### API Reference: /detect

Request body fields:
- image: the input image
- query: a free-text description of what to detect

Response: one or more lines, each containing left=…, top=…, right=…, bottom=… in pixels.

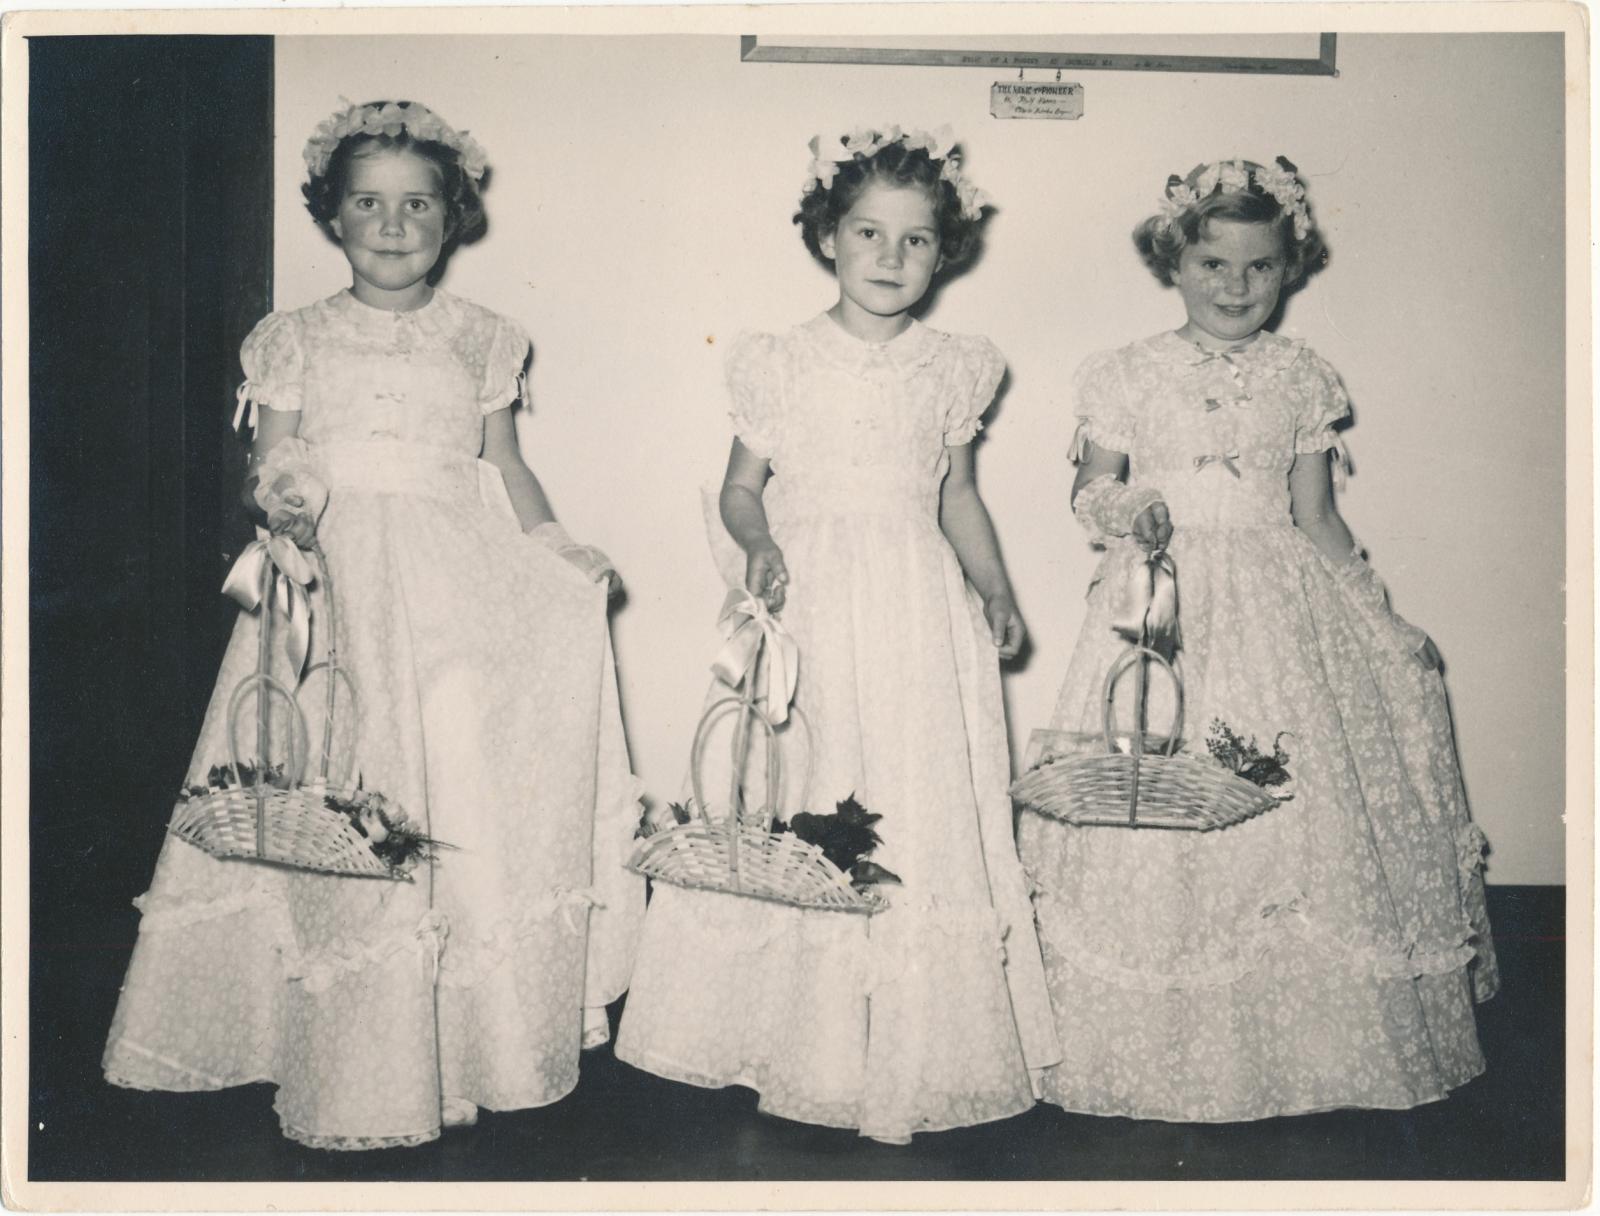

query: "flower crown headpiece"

left=802, top=124, right=993, bottom=221
left=303, top=99, right=490, bottom=184
left=1159, top=156, right=1311, bottom=241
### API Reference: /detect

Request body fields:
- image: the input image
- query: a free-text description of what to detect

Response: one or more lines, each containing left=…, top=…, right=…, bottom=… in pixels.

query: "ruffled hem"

left=281, top=1121, right=440, bottom=1152
left=1039, top=1081, right=1482, bottom=1126
left=132, top=882, right=288, bottom=934
left=130, top=879, right=602, bottom=995
left=105, top=1038, right=272, bottom=1093
left=627, top=884, right=1007, bottom=996
left=1035, top=889, right=1479, bottom=993
left=618, top=881, right=1041, bottom=1142
left=619, top=1046, right=1036, bottom=1145
left=285, top=909, right=447, bottom=994
left=438, top=886, right=599, bottom=988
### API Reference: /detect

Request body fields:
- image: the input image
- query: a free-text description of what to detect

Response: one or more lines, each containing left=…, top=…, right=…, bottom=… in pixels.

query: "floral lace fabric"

left=615, top=313, right=1061, bottom=1143
left=103, top=290, right=645, bottom=1150
left=1019, top=331, right=1498, bottom=1121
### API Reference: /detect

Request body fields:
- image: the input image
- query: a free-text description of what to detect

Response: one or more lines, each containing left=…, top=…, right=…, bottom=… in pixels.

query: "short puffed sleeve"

left=479, top=313, right=531, bottom=415
left=724, top=331, right=784, bottom=458
left=236, top=312, right=305, bottom=429
left=942, top=335, right=1006, bottom=446
left=1069, top=347, right=1136, bottom=460
left=1292, top=347, right=1353, bottom=454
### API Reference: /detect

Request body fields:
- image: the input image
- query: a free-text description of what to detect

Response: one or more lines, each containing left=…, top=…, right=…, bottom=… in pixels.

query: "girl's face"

left=820, top=181, right=943, bottom=339
left=1172, top=218, right=1288, bottom=349
left=330, top=145, right=448, bottom=310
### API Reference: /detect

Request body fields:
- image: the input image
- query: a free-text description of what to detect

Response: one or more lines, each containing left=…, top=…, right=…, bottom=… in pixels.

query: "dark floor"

left=27, top=885, right=1564, bottom=1184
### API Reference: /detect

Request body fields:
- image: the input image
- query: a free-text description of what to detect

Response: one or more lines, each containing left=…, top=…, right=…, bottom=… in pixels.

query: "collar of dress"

left=327, top=288, right=464, bottom=342
left=803, top=311, right=944, bottom=377
left=1147, top=328, right=1305, bottom=376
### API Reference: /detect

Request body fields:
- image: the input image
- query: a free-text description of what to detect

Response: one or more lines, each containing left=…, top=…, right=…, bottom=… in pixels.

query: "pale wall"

left=276, top=32, right=1567, bottom=884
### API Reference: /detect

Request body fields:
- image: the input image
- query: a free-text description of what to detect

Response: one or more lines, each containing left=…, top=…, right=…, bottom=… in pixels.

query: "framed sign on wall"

left=740, top=32, right=1338, bottom=75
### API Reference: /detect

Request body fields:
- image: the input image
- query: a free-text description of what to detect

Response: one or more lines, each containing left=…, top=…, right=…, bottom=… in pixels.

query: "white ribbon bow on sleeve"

left=710, top=589, right=800, bottom=724
left=221, top=535, right=316, bottom=682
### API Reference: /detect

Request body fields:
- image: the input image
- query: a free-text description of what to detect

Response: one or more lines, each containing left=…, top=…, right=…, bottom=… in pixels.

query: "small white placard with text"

left=990, top=81, right=1084, bottom=120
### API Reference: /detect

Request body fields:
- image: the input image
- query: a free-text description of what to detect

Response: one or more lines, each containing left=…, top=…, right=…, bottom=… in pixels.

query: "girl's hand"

left=745, top=541, right=789, bottom=612
left=560, top=543, right=623, bottom=598
left=1131, top=502, right=1173, bottom=553
left=526, top=521, right=622, bottom=597
left=984, top=591, right=1026, bottom=660
left=1415, top=635, right=1442, bottom=671
left=267, top=492, right=318, bottom=549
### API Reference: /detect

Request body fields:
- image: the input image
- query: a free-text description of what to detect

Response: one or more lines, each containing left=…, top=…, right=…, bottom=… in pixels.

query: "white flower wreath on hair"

left=802, top=124, right=994, bottom=221
left=1157, top=156, right=1312, bottom=241
left=303, top=98, right=490, bottom=184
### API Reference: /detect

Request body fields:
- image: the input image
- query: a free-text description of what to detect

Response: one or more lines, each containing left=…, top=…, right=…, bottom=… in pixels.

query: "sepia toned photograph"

left=2, top=4, right=1588, bottom=1209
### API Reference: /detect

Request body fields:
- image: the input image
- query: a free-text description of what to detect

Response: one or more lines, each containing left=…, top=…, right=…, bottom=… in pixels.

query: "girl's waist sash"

left=312, top=440, right=501, bottom=508
left=768, top=475, right=941, bottom=528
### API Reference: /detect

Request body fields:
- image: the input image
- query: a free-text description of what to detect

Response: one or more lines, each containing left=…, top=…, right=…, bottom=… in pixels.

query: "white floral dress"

left=614, top=313, right=1061, bottom=1144
left=1018, top=330, right=1499, bottom=1122
left=103, top=289, right=646, bottom=1150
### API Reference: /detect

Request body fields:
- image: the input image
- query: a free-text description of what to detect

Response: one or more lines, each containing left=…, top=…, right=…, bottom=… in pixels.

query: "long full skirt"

left=104, top=464, right=644, bottom=1150
left=616, top=507, right=1059, bottom=1143
left=1017, top=527, right=1498, bottom=1122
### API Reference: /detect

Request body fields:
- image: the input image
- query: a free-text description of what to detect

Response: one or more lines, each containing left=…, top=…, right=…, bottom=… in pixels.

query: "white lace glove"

left=529, top=521, right=619, bottom=590
left=251, top=444, right=328, bottom=547
left=1073, top=474, right=1167, bottom=547
left=1330, top=543, right=1432, bottom=658
left=253, top=469, right=328, bottom=522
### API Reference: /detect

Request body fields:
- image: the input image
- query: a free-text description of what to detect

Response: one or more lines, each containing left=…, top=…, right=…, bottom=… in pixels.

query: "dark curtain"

left=28, top=34, right=274, bottom=1151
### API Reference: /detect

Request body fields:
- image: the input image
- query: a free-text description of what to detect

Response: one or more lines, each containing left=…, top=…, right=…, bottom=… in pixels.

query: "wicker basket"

left=1010, top=643, right=1282, bottom=832
left=167, top=543, right=416, bottom=880
left=627, top=609, right=883, bottom=914
left=627, top=819, right=873, bottom=911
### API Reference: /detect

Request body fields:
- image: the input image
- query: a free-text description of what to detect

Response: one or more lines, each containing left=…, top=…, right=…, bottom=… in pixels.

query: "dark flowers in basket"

left=636, top=799, right=702, bottom=838
left=1205, top=720, right=1293, bottom=790
left=324, top=789, right=453, bottom=872
left=179, top=760, right=289, bottom=800
left=775, top=795, right=902, bottom=892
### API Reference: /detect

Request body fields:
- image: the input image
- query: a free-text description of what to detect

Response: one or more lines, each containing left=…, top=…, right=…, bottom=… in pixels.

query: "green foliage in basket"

left=323, top=789, right=452, bottom=872
left=774, top=795, right=902, bottom=892
left=1205, top=720, right=1293, bottom=790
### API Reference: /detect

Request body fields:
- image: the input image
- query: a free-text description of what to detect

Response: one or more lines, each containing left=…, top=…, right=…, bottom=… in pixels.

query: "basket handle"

left=690, top=624, right=813, bottom=890
left=1101, top=645, right=1185, bottom=757
left=218, top=540, right=357, bottom=852
left=689, top=697, right=814, bottom=889
left=1101, top=644, right=1185, bottom=826
left=688, top=698, right=814, bottom=828
left=296, top=661, right=359, bottom=788
left=220, top=553, right=311, bottom=854
left=297, top=543, right=356, bottom=786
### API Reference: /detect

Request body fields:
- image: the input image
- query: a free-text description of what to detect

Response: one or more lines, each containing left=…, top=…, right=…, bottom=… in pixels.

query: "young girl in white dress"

left=102, top=99, right=644, bottom=1150
left=1019, top=157, right=1499, bottom=1121
left=615, top=126, right=1059, bottom=1144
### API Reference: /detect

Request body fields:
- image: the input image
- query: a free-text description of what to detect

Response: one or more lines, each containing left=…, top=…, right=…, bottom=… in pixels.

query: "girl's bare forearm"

left=497, top=461, right=559, bottom=532
left=720, top=482, right=776, bottom=553
left=941, top=483, right=1013, bottom=602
